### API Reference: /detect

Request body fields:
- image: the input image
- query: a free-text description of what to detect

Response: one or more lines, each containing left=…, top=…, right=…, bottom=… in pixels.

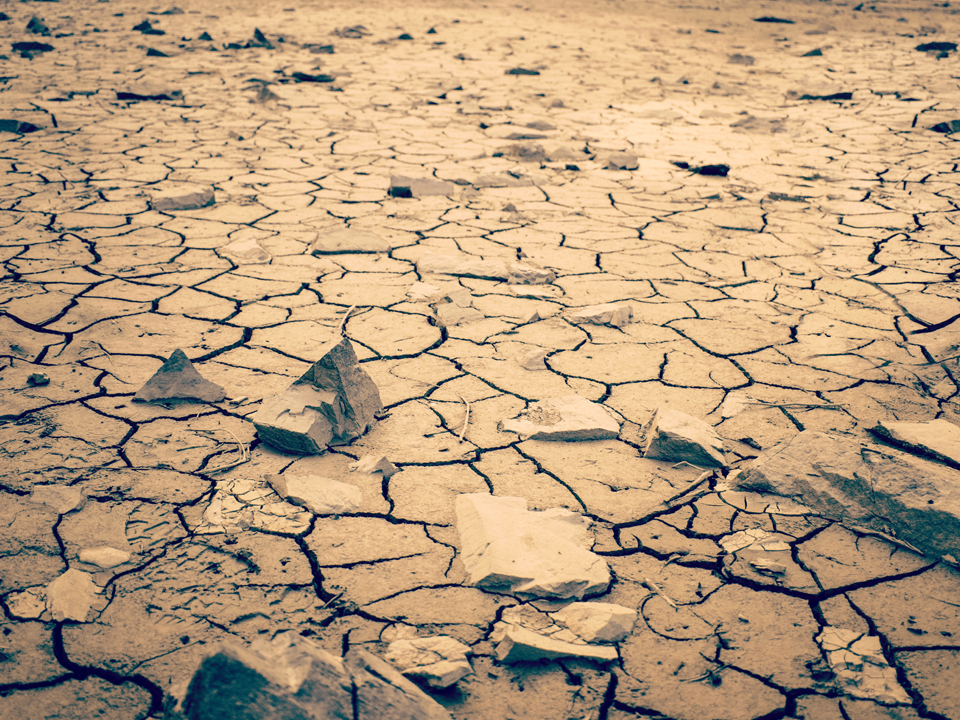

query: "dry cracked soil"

left=1, top=0, right=960, bottom=718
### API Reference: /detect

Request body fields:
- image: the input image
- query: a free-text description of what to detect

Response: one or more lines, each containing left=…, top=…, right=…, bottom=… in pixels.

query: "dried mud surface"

left=1, top=0, right=959, bottom=718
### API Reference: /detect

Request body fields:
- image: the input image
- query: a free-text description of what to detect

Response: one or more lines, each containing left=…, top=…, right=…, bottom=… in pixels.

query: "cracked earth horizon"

left=1, top=0, right=959, bottom=717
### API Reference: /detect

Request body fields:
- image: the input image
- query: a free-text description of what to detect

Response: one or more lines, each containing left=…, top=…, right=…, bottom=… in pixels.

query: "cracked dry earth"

left=1, top=0, right=960, bottom=718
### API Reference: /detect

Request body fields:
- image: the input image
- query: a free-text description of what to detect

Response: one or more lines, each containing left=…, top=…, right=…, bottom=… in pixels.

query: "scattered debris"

left=388, top=174, right=458, bottom=198
left=455, top=493, right=611, bottom=598
left=149, top=183, right=215, bottom=212
left=166, top=635, right=452, bottom=720
left=26, top=372, right=49, bottom=386
left=642, top=407, right=726, bottom=468
left=45, top=569, right=102, bottom=622
left=384, top=636, right=473, bottom=688
left=735, top=431, right=960, bottom=559
left=200, top=478, right=311, bottom=535
left=566, top=303, right=633, bottom=327
left=350, top=454, right=399, bottom=477
left=551, top=602, right=637, bottom=642
left=266, top=473, right=362, bottom=515
left=870, top=418, right=960, bottom=469
left=417, top=254, right=556, bottom=284
left=817, top=627, right=910, bottom=704
left=252, top=336, right=382, bottom=454
left=502, top=395, right=621, bottom=441
left=605, top=153, right=639, bottom=170
left=133, top=348, right=226, bottom=403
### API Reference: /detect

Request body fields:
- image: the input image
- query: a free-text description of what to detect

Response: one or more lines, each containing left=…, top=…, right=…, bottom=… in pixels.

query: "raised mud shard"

left=134, top=348, right=226, bottom=403
left=165, top=635, right=451, bottom=720
left=734, top=431, right=960, bottom=560
left=455, top=493, right=610, bottom=599
left=252, top=336, right=382, bottom=454
left=384, top=636, right=472, bottom=689
left=642, top=406, right=726, bottom=468
left=502, top=395, right=621, bottom=441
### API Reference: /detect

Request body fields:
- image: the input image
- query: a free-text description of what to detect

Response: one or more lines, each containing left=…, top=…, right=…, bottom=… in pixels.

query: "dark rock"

left=0, top=120, right=40, bottom=134
left=133, top=20, right=164, bottom=35
left=427, top=27, right=437, bottom=34
left=695, top=164, right=729, bottom=177
left=307, top=43, right=335, bottom=53
left=389, top=175, right=457, bottom=198
left=252, top=336, right=383, bottom=454
left=117, top=86, right=182, bottom=101
left=291, top=71, right=334, bottom=83
left=146, top=48, right=169, bottom=57
left=333, top=25, right=370, bottom=39
left=930, top=120, right=960, bottom=134
left=250, top=28, right=272, bottom=48
left=506, top=67, right=540, bottom=75
left=133, top=349, right=226, bottom=404
left=398, top=33, right=413, bottom=40
left=26, top=373, right=49, bottom=387
left=12, top=41, right=54, bottom=57
left=916, top=41, right=957, bottom=53
left=26, top=16, right=50, bottom=36
left=802, top=48, right=823, bottom=57
left=197, top=31, right=213, bottom=41
left=565, top=164, right=580, bottom=171
left=0, top=13, right=9, bottom=22
left=728, top=53, right=754, bottom=65
left=800, top=91, right=852, bottom=101
left=754, top=16, right=794, bottom=23
left=734, top=431, right=960, bottom=560
left=166, top=635, right=451, bottom=720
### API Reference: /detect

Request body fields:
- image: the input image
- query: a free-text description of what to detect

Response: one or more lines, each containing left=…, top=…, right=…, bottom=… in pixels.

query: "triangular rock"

left=133, top=349, right=226, bottom=403
left=869, top=418, right=960, bottom=470
left=642, top=407, right=725, bottom=468
left=266, top=473, right=362, bottom=515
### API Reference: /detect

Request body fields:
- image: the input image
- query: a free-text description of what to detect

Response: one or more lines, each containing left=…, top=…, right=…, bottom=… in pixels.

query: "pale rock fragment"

left=516, top=347, right=548, bottom=371
left=495, top=626, right=618, bottom=664
left=720, top=528, right=791, bottom=554
left=45, top=569, right=102, bottom=622
left=6, top=587, right=47, bottom=619
left=384, top=636, right=473, bottom=688
left=434, top=302, right=484, bottom=327
left=870, top=418, right=960, bottom=469
left=220, top=237, right=270, bottom=264
left=566, top=303, right=633, bottom=327
left=642, top=407, right=726, bottom=468
left=417, top=254, right=556, bottom=284
left=817, top=627, right=910, bottom=704
left=28, top=485, right=85, bottom=514
left=406, top=281, right=443, bottom=302
left=350, top=454, right=399, bottom=478
left=734, top=431, right=960, bottom=559
left=310, top=227, right=393, bottom=254
left=149, top=182, right=215, bottom=212
left=252, top=336, right=382, bottom=454
left=389, top=175, right=458, bottom=198
left=749, top=559, right=786, bottom=574
left=133, top=348, right=226, bottom=403
left=502, top=395, right=621, bottom=441
left=199, top=478, right=311, bottom=535
left=606, top=153, right=639, bottom=170
left=166, top=635, right=452, bottom=720
left=551, top=602, right=637, bottom=642
left=78, top=546, right=132, bottom=569
left=455, top=493, right=611, bottom=599
left=266, top=473, right=362, bottom=515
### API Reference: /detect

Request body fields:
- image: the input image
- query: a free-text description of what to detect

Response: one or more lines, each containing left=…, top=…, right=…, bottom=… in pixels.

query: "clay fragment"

left=29, top=485, right=85, bottom=514
left=0, top=119, right=41, bottom=134
left=78, top=546, right=132, bottom=569
left=734, top=431, right=960, bottom=559
left=931, top=120, right=960, bottom=134
left=642, top=407, right=726, bottom=468
left=869, top=418, right=960, bottom=470
left=389, top=175, right=457, bottom=198
left=350, top=454, right=399, bottom=477
left=566, top=303, right=633, bottom=327
left=133, top=348, right=226, bottom=403
left=605, top=153, right=638, bottom=170
left=502, top=395, right=621, bottom=441
left=817, top=627, right=910, bottom=704
left=45, top=569, right=101, bottom=622
left=149, top=183, right=215, bottom=211
left=516, top=347, right=548, bottom=370
left=417, top=254, right=555, bottom=284
left=26, top=16, right=50, bottom=36
left=384, top=636, right=472, bottom=688
left=455, top=493, right=610, bottom=599
left=310, top=228, right=392, bottom=254
left=550, top=602, right=637, bottom=642
left=266, top=473, right=362, bottom=515
left=495, top=627, right=618, bottom=664
left=167, top=635, right=451, bottom=720
left=252, top=336, right=382, bottom=454
left=434, top=303, right=484, bottom=327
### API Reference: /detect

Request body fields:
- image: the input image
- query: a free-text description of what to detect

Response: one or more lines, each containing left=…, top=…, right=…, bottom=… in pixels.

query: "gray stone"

left=384, top=636, right=472, bottom=688
left=566, top=303, right=633, bottom=327
left=389, top=175, right=458, bottom=198
left=495, top=627, right=618, bottom=664
left=434, top=303, right=484, bottom=327
left=501, top=395, right=621, bottom=441
left=550, top=602, right=637, bottom=642
left=133, top=349, right=226, bottom=403
left=417, top=254, right=556, bottom=284
left=252, top=336, right=382, bottom=454
left=870, top=418, right=960, bottom=470
left=734, top=431, right=960, bottom=560
left=149, top=183, right=215, bottom=212
left=642, top=407, right=726, bottom=468
left=166, top=634, right=451, bottom=720
left=45, top=569, right=101, bottom=622
left=455, top=493, right=610, bottom=599
left=605, top=153, right=639, bottom=170
left=311, top=228, right=393, bottom=254
left=266, top=473, right=362, bottom=515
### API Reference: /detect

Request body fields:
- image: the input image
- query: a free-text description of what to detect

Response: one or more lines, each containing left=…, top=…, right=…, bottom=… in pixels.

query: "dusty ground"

left=1, top=0, right=960, bottom=718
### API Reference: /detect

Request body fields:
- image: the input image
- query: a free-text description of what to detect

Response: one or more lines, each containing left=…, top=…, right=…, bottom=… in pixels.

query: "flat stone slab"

left=642, top=406, right=726, bottom=468
left=551, top=602, right=637, bottom=642
left=734, top=431, right=960, bottom=560
left=311, top=228, right=393, bottom=254
left=266, top=473, right=362, bottom=515
left=817, top=626, right=910, bottom=704
left=389, top=175, right=458, bottom=198
left=149, top=183, right=214, bottom=212
left=45, top=569, right=102, bottom=622
left=870, top=418, right=960, bottom=470
left=501, top=395, right=621, bottom=441
left=252, top=336, right=382, bottom=454
left=455, top=493, right=610, bottom=599
left=384, top=636, right=472, bottom=688
left=167, top=635, right=451, bottom=720
left=565, top=303, right=634, bottom=327
left=495, top=626, right=619, bottom=664
left=417, top=254, right=556, bottom=284
left=133, top=348, right=226, bottom=404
